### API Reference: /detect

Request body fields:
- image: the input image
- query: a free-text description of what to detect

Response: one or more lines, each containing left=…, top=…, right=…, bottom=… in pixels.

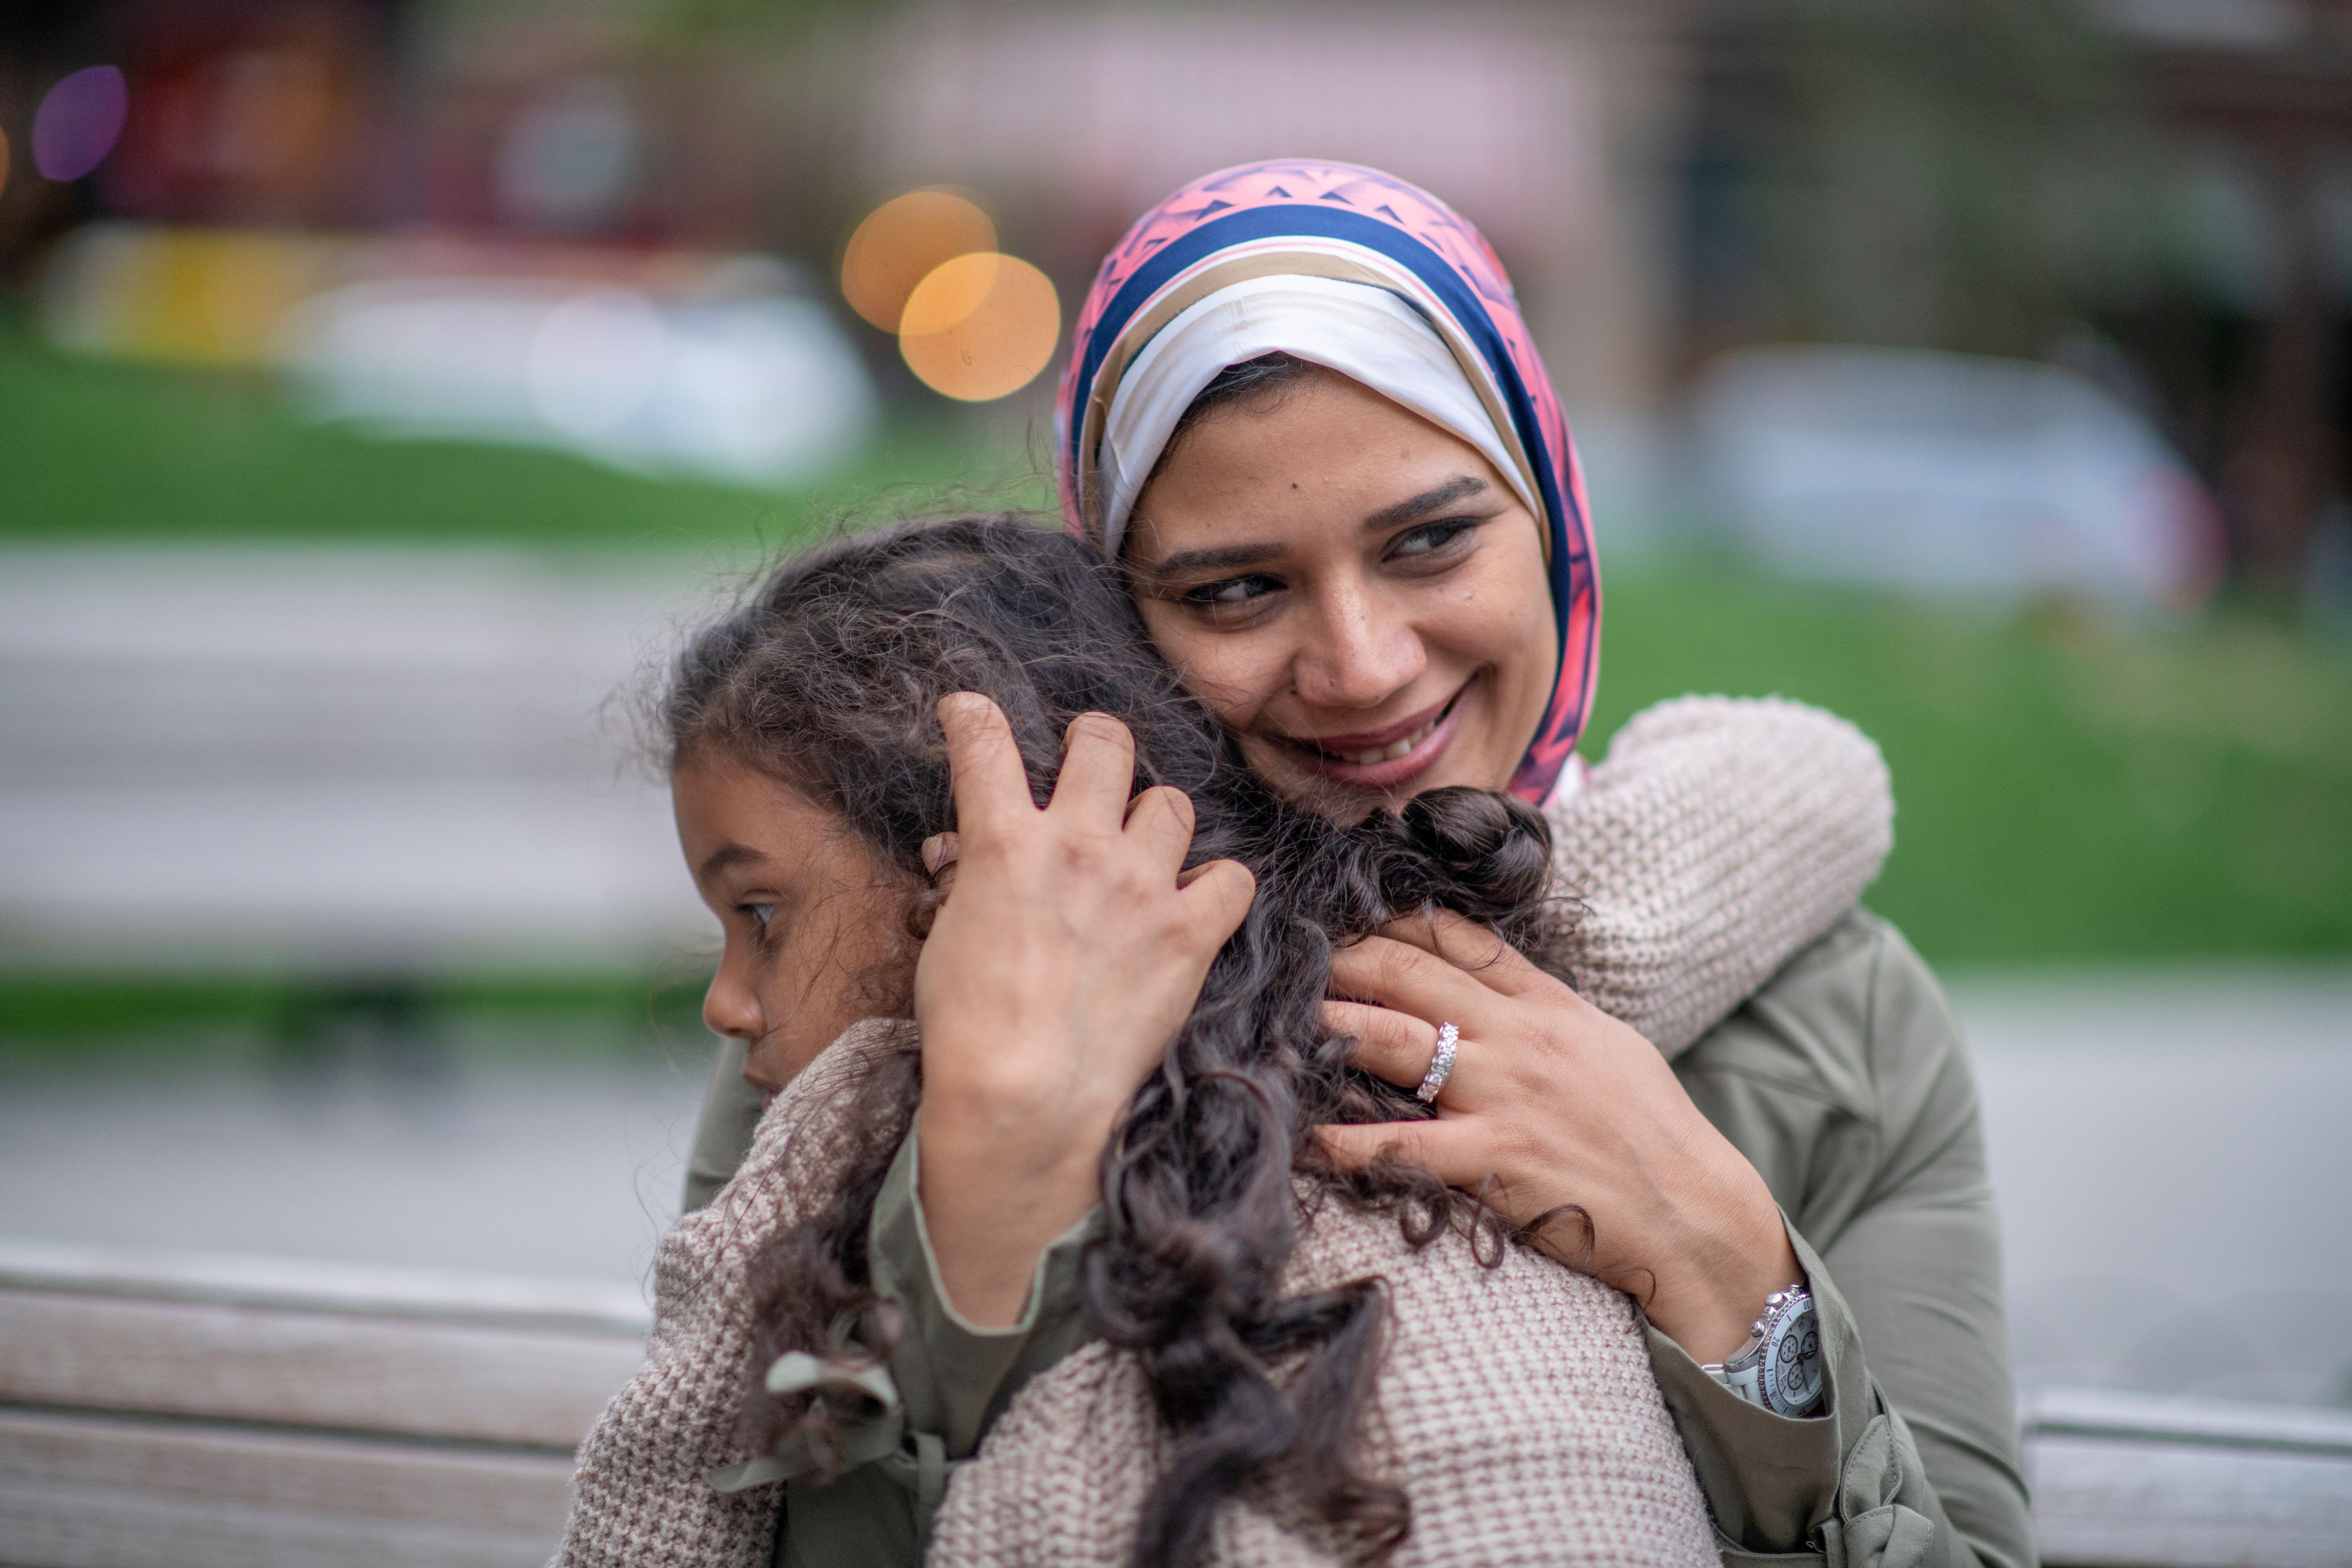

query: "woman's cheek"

left=1472, top=546, right=1559, bottom=753
left=1144, top=617, right=1278, bottom=733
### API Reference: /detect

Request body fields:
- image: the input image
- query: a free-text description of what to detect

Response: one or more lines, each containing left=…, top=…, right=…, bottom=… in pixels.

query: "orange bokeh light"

left=898, top=252, right=1060, bottom=402
left=840, top=188, right=995, bottom=333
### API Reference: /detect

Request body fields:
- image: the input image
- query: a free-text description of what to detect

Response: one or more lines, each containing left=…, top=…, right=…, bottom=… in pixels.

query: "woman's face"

left=673, top=754, right=917, bottom=1098
left=1124, top=367, right=1557, bottom=816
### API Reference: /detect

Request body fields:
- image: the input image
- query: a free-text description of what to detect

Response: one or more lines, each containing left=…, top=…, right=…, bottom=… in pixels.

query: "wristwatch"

left=1702, top=1285, right=1825, bottom=1418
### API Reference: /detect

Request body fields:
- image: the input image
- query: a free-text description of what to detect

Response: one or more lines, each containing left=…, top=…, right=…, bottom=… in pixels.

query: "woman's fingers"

left=1323, top=999, right=1437, bottom=1089
left=938, top=694, right=1037, bottom=838
left=1327, top=934, right=1484, bottom=1024
left=1316, top=1118, right=1483, bottom=1187
left=1377, top=907, right=1546, bottom=998
left=1049, top=711, right=1138, bottom=825
left=1173, top=857, right=1256, bottom=950
left=1123, top=784, right=1198, bottom=871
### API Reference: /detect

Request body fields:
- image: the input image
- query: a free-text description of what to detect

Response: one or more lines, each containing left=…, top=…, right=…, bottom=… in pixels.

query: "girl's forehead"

left=674, top=760, right=835, bottom=870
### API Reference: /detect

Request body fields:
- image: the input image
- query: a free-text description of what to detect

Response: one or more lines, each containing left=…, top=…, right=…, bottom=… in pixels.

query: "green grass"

left=1588, top=569, right=2352, bottom=967
left=0, top=971, right=714, bottom=1065
left=0, top=315, right=1052, bottom=550
left=2, top=328, right=2348, bottom=1058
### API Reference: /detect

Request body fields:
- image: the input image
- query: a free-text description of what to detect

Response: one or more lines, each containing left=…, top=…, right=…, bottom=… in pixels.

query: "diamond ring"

left=1415, top=1021, right=1460, bottom=1104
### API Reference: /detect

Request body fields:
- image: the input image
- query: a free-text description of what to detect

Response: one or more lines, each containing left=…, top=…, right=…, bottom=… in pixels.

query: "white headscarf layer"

left=1096, top=275, right=1538, bottom=560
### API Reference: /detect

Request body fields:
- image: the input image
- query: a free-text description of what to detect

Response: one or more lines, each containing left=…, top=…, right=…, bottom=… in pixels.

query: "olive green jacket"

left=681, top=910, right=2032, bottom=1568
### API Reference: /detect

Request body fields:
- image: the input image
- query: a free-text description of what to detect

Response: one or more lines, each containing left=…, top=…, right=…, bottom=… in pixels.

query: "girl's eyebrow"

left=697, top=841, right=769, bottom=882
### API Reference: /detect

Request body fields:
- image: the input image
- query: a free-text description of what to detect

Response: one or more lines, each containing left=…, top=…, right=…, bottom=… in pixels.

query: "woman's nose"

left=1291, top=584, right=1424, bottom=710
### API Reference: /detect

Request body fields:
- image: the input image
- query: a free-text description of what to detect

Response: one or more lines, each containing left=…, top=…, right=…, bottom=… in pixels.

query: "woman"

left=567, top=517, right=1722, bottom=1567
left=682, top=162, right=2029, bottom=1567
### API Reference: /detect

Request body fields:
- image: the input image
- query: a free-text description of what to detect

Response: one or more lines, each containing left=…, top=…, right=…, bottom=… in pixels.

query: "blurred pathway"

left=1959, top=968, right=2352, bottom=1406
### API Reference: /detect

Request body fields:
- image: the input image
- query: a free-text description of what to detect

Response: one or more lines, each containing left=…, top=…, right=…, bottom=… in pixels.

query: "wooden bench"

left=0, top=1241, right=646, bottom=1568
left=4, top=1238, right=2348, bottom=1567
left=2020, top=1386, right=2352, bottom=1568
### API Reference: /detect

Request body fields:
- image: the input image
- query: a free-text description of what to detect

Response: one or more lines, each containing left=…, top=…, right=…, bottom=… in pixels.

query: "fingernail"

left=921, top=833, right=960, bottom=875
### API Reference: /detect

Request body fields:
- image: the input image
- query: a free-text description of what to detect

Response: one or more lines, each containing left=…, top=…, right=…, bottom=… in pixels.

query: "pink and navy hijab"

left=1053, top=159, right=1601, bottom=804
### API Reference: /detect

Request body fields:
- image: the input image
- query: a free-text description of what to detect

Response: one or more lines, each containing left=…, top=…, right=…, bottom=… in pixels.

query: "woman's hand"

left=1319, top=910, right=1800, bottom=1365
left=913, top=694, right=1255, bottom=1328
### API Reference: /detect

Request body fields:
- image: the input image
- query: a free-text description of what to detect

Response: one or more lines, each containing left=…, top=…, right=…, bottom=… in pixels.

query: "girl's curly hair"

left=663, top=513, right=1577, bottom=1567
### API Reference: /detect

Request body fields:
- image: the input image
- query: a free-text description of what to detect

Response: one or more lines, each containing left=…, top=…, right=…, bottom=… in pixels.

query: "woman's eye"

left=739, top=902, right=776, bottom=932
left=1181, top=573, right=1281, bottom=609
left=1391, top=519, right=1479, bottom=559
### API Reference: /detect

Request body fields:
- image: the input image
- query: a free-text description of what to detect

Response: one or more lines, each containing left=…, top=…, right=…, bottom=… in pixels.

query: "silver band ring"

left=1415, top=1022, right=1459, bottom=1104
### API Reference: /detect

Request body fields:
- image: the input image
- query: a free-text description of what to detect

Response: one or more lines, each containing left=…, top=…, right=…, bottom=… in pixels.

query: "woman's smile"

left=1274, top=680, right=1472, bottom=790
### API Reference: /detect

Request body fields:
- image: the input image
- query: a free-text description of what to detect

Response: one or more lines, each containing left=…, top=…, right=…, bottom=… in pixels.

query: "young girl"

left=563, top=515, right=1720, bottom=1567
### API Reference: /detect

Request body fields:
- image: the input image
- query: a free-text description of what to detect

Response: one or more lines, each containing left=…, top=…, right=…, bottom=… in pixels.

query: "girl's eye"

left=1390, top=519, right=1479, bottom=559
left=739, top=902, right=776, bottom=932
left=1181, top=573, right=1282, bottom=609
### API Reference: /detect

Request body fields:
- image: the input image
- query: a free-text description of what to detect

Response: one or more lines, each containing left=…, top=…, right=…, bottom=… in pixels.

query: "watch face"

left=1760, top=1302, right=1824, bottom=1415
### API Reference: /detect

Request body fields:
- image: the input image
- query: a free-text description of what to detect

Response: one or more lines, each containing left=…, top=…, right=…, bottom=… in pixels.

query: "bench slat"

left=2027, top=1386, right=2352, bottom=1457
left=2030, top=1432, right=2352, bottom=1568
left=0, top=1289, right=642, bottom=1451
left=0, top=1238, right=652, bottom=1336
left=0, top=1407, right=572, bottom=1568
left=11, top=1238, right=2350, bottom=1568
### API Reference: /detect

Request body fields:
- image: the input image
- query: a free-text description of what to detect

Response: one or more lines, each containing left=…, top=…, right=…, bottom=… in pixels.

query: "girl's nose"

left=701, top=969, right=763, bottom=1044
left=1291, top=583, right=1425, bottom=711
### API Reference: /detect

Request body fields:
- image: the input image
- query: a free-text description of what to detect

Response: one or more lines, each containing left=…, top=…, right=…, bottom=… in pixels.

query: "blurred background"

left=1, top=0, right=2347, bottom=1418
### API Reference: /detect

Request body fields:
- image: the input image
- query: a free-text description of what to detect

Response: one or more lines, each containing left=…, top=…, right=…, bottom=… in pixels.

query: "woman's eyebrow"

left=1135, top=541, right=1284, bottom=584
left=1364, top=474, right=1488, bottom=532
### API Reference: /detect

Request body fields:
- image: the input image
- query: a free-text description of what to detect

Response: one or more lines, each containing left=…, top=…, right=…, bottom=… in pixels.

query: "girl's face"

left=672, top=754, right=916, bottom=1098
left=1124, top=367, right=1557, bottom=816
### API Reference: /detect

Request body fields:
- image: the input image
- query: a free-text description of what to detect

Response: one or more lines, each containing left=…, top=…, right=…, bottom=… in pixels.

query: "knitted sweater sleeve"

left=555, top=1021, right=919, bottom=1568
left=1552, top=695, right=1893, bottom=1055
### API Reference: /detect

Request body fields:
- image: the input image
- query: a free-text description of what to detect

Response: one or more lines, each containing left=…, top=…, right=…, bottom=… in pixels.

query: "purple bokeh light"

left=33, top=66, right=129, bottom=183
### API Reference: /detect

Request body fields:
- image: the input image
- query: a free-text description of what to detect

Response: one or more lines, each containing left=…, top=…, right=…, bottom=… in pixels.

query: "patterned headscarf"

left=1054, top=159, right=1600, bottom=804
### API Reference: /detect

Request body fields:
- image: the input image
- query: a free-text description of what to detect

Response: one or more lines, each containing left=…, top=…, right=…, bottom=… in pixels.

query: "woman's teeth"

left=1334, top=717, right=1439, bottom=767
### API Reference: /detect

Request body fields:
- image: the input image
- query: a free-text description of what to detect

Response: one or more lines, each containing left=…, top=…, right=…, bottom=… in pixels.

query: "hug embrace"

left=559, top=162, right=2033, bottom=1568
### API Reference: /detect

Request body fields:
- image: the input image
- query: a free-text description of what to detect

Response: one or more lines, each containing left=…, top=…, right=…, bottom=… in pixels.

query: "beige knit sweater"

left=559, top=694, right=1893, bottom=1566
left=927, top=1198, right=1720, bottom=1567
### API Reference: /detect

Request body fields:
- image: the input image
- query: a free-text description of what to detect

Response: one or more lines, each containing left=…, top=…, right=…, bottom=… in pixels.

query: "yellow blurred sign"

left=43, top=225, right=348, bottom=367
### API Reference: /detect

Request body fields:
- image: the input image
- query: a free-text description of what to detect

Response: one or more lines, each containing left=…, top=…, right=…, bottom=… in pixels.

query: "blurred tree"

left=1682, top=0, right=2123, bottom=360
left=1682, top=0, right=2351, bottom=597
